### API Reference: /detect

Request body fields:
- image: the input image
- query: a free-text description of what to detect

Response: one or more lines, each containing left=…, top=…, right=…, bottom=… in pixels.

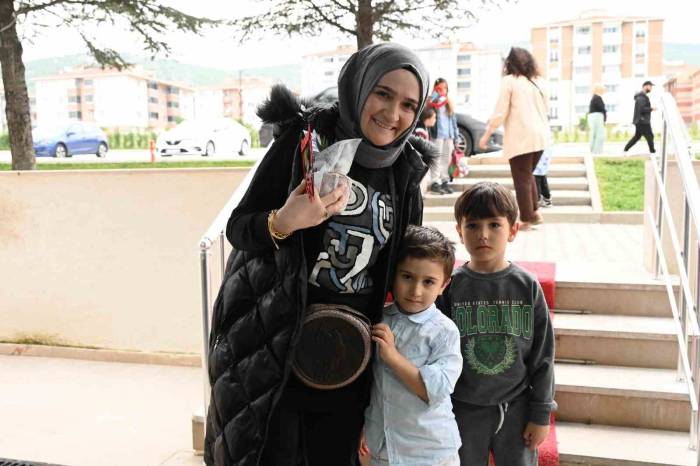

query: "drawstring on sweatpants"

left=494, top=401, right=509, bottom=434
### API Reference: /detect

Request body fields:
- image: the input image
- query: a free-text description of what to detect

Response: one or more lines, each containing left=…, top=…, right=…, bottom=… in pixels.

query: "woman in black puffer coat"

left=205, top=43, right=437, bottom=466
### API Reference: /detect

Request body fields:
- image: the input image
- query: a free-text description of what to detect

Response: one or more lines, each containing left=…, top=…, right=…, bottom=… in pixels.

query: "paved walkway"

left=0, top=219, right=653, bottom=466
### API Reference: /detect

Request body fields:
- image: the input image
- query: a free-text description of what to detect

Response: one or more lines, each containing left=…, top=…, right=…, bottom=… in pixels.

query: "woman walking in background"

left=588, top=84, right=607, bottom=154
left=428, top=78, right=459, bottom=195
left=478, top=47, right=548, bottom=230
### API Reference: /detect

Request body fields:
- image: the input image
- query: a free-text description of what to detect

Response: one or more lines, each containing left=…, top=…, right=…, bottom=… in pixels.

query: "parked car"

left=33, top=121, right=109, bottom=158
left=258, top=86, right=503, bottom=155
left=156, top=118, right=251, bottom=157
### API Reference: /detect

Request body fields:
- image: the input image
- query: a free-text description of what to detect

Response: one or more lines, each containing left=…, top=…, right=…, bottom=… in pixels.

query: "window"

left=68, top=111, right=82, bottom=119
left=84, top=79, right=93, bottom=85
left=549, top=106, right=558, bottom=119
left=149, top=112, right=159, bottom=119
left=149, top=96, right=158, bottom=104
left=166, top=86, right=179, bottom=95
left=457, top=68, right=471, bottom=76
left=549, top=38, right=559, bottom=45
left=575, top=105, right=588, bottom=114
left=603, top=26, right=618, bottom=33
left=636, top=52, right=646, bottom=59
left=575, top=86, right=590, bottom=94
left=68, top=96, right=81, bottom=103
left=603, top=45, right=619, bottom=53
left=577, top=46, right=591, bottom=55
left=549, top=92, right=558, bottom=102
left=86, top=95, right=94, bottom=102
left=604, top=84, right=619, bottom=92
left=323, top=57, right=334, bottom=63
left=576, top=26, right=590, bottom=34
left=574, top=66, right=591, bottom=74
left=457, top=54, right=471, bottom=63
left=324, top=70, right=334, bottom=77
left=167, top=101, right=179, bottom=108
left=549, top=49, right=559, bottom=62
left=457, top=82, right=471, bottom=90
left=608, top=104, right=617, bottom=112
left=603, top=65, right=620, bottom=74
left=148, top=81, right=158, bottom=90
left=167, top=116, right=177, bottom=122
left=636, top=30, right=646, bottom=38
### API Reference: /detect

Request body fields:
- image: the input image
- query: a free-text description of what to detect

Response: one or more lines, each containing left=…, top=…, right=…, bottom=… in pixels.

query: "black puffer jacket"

left=204, top=85, right=438, bottom=466
left=632, top=91, right=652, bottom=125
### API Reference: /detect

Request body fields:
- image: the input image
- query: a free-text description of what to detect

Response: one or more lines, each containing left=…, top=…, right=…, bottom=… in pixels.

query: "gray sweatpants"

left=453, top=397, right=537, bottom=466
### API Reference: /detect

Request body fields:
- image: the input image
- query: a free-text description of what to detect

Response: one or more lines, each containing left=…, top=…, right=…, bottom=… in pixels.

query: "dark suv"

left=259, top=86, right=502, bottom=155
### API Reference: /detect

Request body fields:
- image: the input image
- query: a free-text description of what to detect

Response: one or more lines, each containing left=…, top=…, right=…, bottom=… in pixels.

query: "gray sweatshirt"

left=440, top=263, right=556, bottom=425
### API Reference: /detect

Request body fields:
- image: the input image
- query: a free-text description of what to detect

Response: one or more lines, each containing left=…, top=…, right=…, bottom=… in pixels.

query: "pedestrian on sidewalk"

left=588, top=84, right=607, bottom=155
left=359, top=225, right=462, bottom=466
left=204, top=43, right=436, bottom=466
left=428, top=78, right=459, bottom=195
left=478, top=47, right=548, bottom=230
left=623, top=81, right=656, bottom=154
left=439, top=181, right=556, bottom=465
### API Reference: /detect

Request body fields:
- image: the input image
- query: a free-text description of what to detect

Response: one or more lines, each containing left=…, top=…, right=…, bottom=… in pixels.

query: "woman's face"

left=360, top=69, right=420, bottom=147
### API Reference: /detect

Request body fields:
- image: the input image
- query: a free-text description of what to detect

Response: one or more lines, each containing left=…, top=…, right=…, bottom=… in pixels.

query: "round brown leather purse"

left=292, top=304, right=372, bottom=390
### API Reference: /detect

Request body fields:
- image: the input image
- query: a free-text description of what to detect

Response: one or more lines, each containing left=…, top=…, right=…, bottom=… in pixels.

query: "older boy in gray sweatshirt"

left=438, top=182, right=556, bottom=466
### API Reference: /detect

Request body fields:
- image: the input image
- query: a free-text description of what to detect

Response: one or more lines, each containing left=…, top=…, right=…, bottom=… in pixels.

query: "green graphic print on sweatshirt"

left=439, top=263, right=556, bottom=425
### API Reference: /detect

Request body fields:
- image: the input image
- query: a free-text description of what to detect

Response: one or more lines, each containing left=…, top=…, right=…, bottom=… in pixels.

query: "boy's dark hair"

left=454, top=181, right=519, bottom=226
left=419, top=106, right=436, bottom=122
left=397, top=225, right=456, bottom=280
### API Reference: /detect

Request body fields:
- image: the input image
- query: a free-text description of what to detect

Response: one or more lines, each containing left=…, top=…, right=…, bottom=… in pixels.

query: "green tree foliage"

left=234, top=0, right=509, bottom=50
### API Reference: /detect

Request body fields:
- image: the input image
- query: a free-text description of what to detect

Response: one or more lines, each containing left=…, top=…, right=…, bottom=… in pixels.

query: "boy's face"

left=393, top=257, right=448, bottom=314
left=456, top=216, right=518, bottom=269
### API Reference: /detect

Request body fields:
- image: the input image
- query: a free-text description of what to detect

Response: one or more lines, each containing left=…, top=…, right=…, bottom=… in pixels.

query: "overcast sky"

left=19, top=0, right=699, bottom=69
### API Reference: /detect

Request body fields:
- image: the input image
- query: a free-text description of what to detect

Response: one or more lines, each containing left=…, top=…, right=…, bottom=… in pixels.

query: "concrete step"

left=554, top=313, right=678, bottom=369
left=556, top=280, right=672, bottom=317
left=557, top=422, right=695, bottom=466
left=424, top=190, right=591, bottom=207
left=555, top=363, right=690, bottom=431
left=451, top=176, right=589, bottom=191
left=469, top=154, right=584, bottom=165
left=466, top=163, right=586, bottom=178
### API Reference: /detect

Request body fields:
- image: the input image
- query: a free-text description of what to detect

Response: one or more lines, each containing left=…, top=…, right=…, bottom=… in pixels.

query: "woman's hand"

left=478, top=133, right=490, bottom=150
left=272, top=180, right=349, bottom=235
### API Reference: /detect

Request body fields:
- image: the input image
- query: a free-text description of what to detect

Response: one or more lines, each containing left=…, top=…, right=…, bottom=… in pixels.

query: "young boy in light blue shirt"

left=361, top=225, right=462, bottom=466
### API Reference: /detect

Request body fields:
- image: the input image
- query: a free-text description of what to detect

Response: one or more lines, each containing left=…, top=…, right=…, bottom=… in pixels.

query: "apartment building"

left=531, top=10, right=664, bottom=130
left=34, top=67, right=195, bottom=130
left=0, top=88, right=37, bottom=133
left=665, top=67, right=700, bottom=126
left=195, top=77, right=274, bottom=127
left=300, top=42, right=502, bottom=121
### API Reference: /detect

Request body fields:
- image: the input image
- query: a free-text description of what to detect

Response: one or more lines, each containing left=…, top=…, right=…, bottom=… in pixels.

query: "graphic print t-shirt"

left=305, top=163, right=394, bottom=312
left=445, top=263, right=554, bottom=408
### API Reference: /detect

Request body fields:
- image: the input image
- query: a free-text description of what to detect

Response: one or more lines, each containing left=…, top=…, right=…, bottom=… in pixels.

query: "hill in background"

left=24, top=54, right=301, bottom=91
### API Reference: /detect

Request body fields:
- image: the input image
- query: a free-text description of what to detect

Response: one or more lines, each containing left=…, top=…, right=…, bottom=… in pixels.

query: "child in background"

left=440, top=181, right=556, bottom=465
left=534, top=145, right=552, bottom=208
left=428, top=78, right=459, bottom=195
left=415, top=106, right=437, bottom=141
left=361, top=225, right=462, bottom=466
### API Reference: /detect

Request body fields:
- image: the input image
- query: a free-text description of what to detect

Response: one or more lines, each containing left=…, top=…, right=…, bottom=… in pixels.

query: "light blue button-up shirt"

left=365, top=303, right=463, bottom=465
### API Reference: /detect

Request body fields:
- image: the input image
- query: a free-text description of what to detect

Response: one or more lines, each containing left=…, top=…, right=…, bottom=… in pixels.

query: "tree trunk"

left=355, top=0, right=373, bottom=50
left=0, top=1, right=35, bottom=170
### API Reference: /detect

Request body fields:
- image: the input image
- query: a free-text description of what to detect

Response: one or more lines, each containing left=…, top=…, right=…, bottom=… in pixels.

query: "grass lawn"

left=594, top=157, right=645, bottom=211
left=0, top=160, right=256, bottom=170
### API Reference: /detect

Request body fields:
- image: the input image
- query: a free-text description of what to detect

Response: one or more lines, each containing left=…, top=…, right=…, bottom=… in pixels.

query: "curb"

left=0, top=343, right=201, bottom=367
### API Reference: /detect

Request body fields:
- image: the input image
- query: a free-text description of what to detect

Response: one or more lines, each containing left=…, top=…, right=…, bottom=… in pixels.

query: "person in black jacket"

left=623, top=81, right=656, bottom=154
left=587, top=84, right=606, bottom=154
left=204, top=43, right=436, bottom=466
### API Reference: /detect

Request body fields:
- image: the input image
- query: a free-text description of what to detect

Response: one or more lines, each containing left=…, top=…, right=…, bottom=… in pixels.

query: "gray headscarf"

left=336, top=43, right=430, bottom=169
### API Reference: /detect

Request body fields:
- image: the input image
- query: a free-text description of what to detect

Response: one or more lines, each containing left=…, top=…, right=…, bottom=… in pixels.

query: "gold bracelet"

left=268, top=209, right=290, bottom=249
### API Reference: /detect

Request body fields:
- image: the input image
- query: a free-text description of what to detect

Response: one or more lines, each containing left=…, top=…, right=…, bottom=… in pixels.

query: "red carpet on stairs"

left=455, top=260, right=559, bottom=466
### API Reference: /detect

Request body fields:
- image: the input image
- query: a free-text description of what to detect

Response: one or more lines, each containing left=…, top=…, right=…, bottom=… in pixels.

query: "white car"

left=156, top=118, right=251, bottom=157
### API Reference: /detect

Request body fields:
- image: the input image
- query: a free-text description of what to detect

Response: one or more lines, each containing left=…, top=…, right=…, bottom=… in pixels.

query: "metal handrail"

left=197, top=157, right=263, bottom=420
left=648, top=90, right=700, bottom=458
